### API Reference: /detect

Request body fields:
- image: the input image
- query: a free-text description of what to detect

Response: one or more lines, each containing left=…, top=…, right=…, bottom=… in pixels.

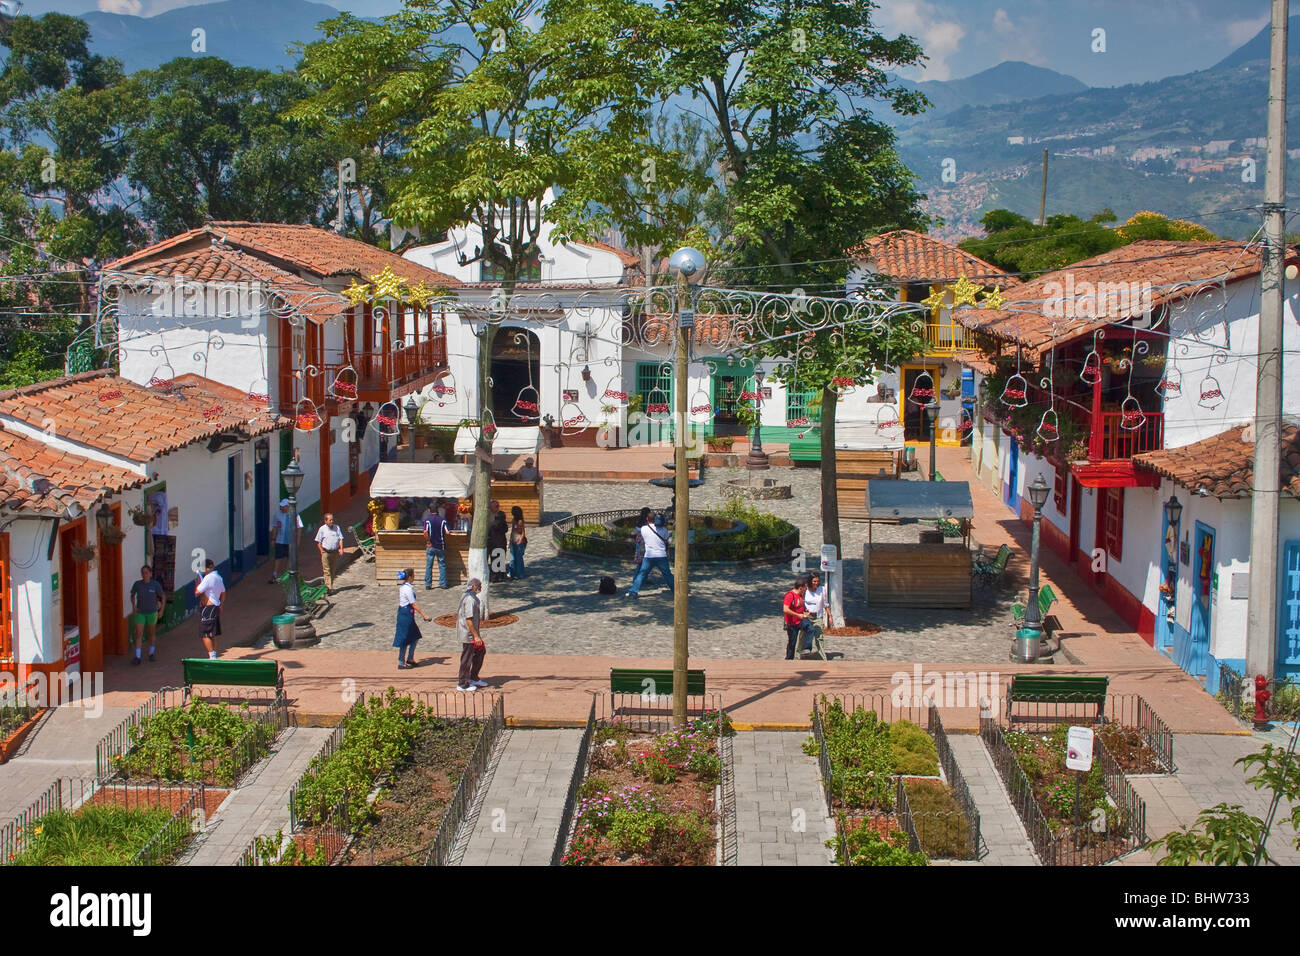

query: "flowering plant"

left=457, top=500, right=472, bottom=516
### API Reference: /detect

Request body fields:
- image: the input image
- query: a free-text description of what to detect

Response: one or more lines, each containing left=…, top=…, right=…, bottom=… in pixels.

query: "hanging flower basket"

left=129, top=505, right=150, bottom=527
left=69, top=545, right=96, bottom=564
left=100, top=525, right=127, bottom=545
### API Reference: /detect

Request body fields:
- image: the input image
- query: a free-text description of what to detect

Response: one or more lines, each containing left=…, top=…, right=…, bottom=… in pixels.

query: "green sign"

left=51, top=572, right=58, bottom=592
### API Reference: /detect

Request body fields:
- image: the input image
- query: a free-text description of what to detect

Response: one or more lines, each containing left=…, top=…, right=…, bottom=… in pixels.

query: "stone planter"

left=723, top=477, right=792, bottom=500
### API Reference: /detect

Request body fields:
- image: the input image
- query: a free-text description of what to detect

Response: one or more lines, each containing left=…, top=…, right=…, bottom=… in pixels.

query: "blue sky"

left=24, top=0, right=1278, bottom=88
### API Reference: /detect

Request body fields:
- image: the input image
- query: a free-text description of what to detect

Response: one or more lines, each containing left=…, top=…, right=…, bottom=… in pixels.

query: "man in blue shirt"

left=268, top=499, right=301, bottom=584
left=424, top=499, right=448, bottom=589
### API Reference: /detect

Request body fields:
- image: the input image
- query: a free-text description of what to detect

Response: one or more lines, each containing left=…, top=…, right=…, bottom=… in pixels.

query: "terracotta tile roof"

left=0, top=427, right=145, bottom=516
left=0, top=370, right=283, bottom=467
left=953, top=240, right=1300, bottom=361
left=1133, top=423, right=1300, bottom=499
left=106, top=222, right=460, bottom=289
left=850, top=230, right=1019, bottom=286
left=105, top=245, right=350, bottom=324
left=574, top=239, right=642, bottom=269
left=640, top=314, right=739, bottom=347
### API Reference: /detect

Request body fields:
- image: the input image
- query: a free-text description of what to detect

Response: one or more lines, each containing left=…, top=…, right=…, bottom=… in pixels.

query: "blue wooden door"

left=1187, top=522, right=1215, bottom=678
left=1278, top=541, right=1300, bottom=680
left=1156, top=508, right=1179, bottom=655
left=1005, top=442, right=1019, bottom=510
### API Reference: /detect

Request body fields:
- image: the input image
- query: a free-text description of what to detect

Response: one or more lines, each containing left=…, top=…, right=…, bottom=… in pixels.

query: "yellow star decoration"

left=949, top=275, right=981, bottom=308
left=979, top=286, right=1006, bottom=310
left=342, top=280, right=373, bottom=306
left=920, top=285, right=947, bottom=310
left=405, top=280, right=439, bottom=310
left=368, top=265, right=408, bottom=302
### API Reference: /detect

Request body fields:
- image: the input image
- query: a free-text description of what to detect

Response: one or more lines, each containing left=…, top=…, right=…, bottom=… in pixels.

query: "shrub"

left=9, top=805, right=176, bottom=866
left=890, top=720, right=940, bottom=776
left=903, top=779, right=975, bottom=860
left=833, top=817, right=927, bottom=866
left=576, top=776, right=610, bottom=801
left=706, top=436, right=734, bottom=451
left=118, top=697, right=277, bottom=786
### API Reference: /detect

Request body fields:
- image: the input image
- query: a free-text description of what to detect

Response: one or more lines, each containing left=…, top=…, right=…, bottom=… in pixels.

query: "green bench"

left=351, top=521, right=376, bottom=562
left=973, top=543, right=1011, bottom=587
left=610, top=668, right=706, bottom=697
left=1006, top=674, right=1108, bottom=726
left=182, top=657, right=283, bottom=692
left=1012, top=583, right=1058, bottom=631
left=278, top=570, right=330, bottom=616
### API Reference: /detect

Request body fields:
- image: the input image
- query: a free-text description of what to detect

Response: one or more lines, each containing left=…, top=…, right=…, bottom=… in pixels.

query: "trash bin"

left=273, top=613, right=297, bottom=649
left=902, top=446, right=917, bottom=470
left=1013, top=626, right=1042, bottom=663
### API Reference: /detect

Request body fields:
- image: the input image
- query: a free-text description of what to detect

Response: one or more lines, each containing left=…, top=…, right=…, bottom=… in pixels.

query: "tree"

left=125, top=58, right=338, bottom=235
left=653, top=0, right=930, bottom=552
left=292, top=0, right=665, bottom=609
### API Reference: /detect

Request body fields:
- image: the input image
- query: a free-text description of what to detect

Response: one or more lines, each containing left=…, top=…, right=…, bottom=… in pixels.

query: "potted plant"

left=129, top=504, right=150, bottom=527
left=706, top=435, right=735, bottom=452
left=100, top=524, right=127, bottom=545
left=69, top=544, right=96, bottom=564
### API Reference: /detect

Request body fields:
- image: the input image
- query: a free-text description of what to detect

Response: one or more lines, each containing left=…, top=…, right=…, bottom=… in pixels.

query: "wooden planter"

left=0, top=709, right=46, bottom=763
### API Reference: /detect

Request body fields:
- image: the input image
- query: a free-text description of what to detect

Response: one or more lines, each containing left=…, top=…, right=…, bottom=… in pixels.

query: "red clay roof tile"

left=1133, top=423, right=1300, bottom=499
left=850, top=229, right=1018, bottom=286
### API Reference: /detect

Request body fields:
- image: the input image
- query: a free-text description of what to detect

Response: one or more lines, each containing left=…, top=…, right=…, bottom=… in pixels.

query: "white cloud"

left=992, top=8, right=1014, bottom=33
left=97, top=0, right=142, bottom=12
left=1225, top=16, right=1268, bottom=48
left=875, top=0, right=966, bottom=82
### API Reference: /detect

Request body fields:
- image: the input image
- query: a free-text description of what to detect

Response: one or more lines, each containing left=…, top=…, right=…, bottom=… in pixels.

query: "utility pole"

left=336, top=162, right=346, bottom=236
left=1247, top=0, right=1287, bottom=682
left=1038, top=149, right=1048, bottom=226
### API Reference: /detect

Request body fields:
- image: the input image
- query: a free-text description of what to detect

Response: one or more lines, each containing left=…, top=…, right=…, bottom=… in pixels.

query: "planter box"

left=0, top=708, right=46, bottom=763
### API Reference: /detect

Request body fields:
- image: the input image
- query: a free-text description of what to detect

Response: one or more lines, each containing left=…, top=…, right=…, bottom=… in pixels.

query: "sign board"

left=1065, top=725, right=1094, bottom=772
left=819, top=544, right=837, bottom=573
left=760, top=386, right=773, bottom=400
left=1230, top=572, right=1249, bottom=600
left=563, top=389, right=578, bottom=402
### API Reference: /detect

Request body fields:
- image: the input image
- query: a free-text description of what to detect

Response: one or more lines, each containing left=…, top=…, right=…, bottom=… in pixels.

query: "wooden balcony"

left=1092, top=410, right=1164, bottom=460
left=923, top=317, right=979, bottom=356
left=280, top=337, right=449, bottom=413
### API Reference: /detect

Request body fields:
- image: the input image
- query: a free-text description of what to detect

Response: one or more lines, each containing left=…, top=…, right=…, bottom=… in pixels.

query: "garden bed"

left=0, top=702, right=44, bottom=763
left=560, top=709, right=732, bottom=866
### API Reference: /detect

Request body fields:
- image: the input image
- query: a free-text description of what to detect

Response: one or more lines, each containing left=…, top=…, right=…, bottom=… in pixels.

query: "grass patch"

left=8, top=805, right=174, bottom=866
left=903, top=778, right=976, bottom=859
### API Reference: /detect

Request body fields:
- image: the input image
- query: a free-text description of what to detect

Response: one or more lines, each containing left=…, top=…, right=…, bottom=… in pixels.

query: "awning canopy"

left=866, top=480, right=974, bottom=520
left=454, top=426, right=543, bottom=456
left=835, top=420, right=905, bottom=451
left=370, top=462, right=473, bottom=499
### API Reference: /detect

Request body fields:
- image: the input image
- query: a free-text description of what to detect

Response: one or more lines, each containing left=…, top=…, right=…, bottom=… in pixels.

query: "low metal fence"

left=595, top=692, right=726, bottom=733
left=924, top=707, right=981, bottom=859
left=980, top=716, right=1056, bottom=864
left=288, top=696, right=362, bottom=833
left=1217, top=663, right=1248, bottom=721
left=1216, top=667, right=1300, bottom=725
left=810, top=693, right=930, bottom=811
left=95, top=686, right=189, bottom=779
left=1095, top=733, right=1148, bottom=848
left=718, top=729, right=736, bottom=866
left=1, top=778, right=205, bottom=866
left=428, top=694, right=506, bottom=866
left=551, top=696, right=598, bottom=866
left=1000, top=691, right=1174, bottom=773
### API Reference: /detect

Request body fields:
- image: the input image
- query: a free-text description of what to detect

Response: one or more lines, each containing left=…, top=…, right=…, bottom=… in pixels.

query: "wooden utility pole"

left=1038, top=149, right=1048, bottom=226
left=1247, top=0, right=1288, bottom=681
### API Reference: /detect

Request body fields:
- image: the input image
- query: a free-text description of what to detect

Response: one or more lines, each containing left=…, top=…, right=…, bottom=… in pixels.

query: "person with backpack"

left=783, top=573, right=814, bottom=659
left=627, top=512, right=673, bottom=598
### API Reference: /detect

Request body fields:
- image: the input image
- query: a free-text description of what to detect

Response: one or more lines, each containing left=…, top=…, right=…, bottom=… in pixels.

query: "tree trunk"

left=819, top=385, right=840, bottom=553
left=468, top=321, right=498, bottom=615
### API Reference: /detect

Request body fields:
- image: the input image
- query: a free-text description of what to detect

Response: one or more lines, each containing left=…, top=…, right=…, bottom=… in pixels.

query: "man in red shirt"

left=783, top=573, right=814, bottom=660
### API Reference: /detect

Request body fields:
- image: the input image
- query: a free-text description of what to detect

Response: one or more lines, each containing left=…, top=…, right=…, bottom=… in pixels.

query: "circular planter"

left=723, top=477, right=792, bottom=500
left=553, top=509, right=798, bottom=565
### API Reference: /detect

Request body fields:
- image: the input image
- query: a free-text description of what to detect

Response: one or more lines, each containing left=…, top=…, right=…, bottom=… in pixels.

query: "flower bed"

left=561, top=712, right=731, bottom=866
left=0, top=699, right=44, bottom=763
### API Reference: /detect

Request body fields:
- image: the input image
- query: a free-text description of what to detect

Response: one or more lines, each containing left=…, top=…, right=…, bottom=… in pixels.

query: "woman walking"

left=392, top=569, right=431, bottom=669
left=508, top=505, right=528, bottom=580
left=783, top=573, right=814, bottom=660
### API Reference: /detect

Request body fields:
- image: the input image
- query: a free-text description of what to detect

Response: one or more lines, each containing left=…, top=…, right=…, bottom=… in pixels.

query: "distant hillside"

left=1211, top=14, right=1299, bottom=70
left=893, top=61, right=1087, bottom=126
left=82, top=0, right=341, bottom=73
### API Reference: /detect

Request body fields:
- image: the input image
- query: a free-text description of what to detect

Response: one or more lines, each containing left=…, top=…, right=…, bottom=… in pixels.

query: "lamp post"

left=669, top=246, right=706, bottom=728
left=404, top=395, right=419, bottom=462
left=280, top=458, right=317, bottom=646
left=1014, top=473, right=1051, bottom=663
left=1163, top=492, right=1183, bottom=584
left=747, top=368, right=770, bottom=470
left=925, top=400, right=940, bottom=481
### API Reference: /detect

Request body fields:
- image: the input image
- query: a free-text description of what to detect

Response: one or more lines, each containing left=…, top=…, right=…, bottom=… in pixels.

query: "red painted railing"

left=278, top=334, right=448, bottom=412
left=1093, top=411, right=1163, bottom=460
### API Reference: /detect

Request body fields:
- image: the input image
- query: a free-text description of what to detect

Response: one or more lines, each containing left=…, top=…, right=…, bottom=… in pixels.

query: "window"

left=786, top=388, right=818, bottom=424
left=1102, top=487, right=1124, bottom=561
left=635, top=361, right=672, bottom=411
left=480, top=249, right=541, bottom=283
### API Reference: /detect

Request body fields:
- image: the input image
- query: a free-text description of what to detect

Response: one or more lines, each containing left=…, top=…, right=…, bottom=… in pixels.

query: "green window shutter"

left=635, top=361, right=672, bottom=407
left=785, top=388, right=818, bottom=423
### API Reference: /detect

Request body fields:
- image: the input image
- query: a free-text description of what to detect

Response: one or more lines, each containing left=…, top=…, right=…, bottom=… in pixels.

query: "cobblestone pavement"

left=946, top=733, right=1039, bottom=865
left=295, top=466, right=1021, bottom=663
left=181, top=725, right=334, bottom=865
left=458, top=728, right=581, bottom=865
left=732, top=731, right=834, bottom=866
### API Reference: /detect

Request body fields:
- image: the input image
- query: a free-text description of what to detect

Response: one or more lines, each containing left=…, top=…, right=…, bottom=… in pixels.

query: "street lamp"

left=404, top=395, right=419, bottom=462
left=747, top=368, right=770, bottom=471
left=1163, top=493, right=1183, bottom=528
left=278, top=458, right=317, bottom=646
left=1014, top=473, right=1051, bottom=663
left=925, top=400, right=940, bottom=481
left=668, top=246, right=706, bottom=727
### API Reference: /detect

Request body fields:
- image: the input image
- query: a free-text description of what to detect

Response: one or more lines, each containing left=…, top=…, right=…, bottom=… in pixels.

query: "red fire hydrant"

left=1253, top=675, right=1272, bottom=729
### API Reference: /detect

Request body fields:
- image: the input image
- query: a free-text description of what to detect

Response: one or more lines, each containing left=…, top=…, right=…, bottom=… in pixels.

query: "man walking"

left=456, top=577, right=488, bottom=691
left=128, top=565, right=165, bottom=664
left=195, top=558, right=225, bottom=659
left=627, top=513, right=674, bottom=598
left=314, top=512, right=344, bottom=594
left=424, top=499, right=448, bottom=589
left=268, top=500, right=301, bottom=583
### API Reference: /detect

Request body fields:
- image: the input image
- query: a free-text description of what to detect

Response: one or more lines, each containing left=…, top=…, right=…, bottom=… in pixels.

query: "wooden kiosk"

left=454, top=425, right=545, bottom=524
left=833, top=421, right=904, bottom=521
left=863, top=480, right=973, bottom=607
left=369, top=462, right=474, bottom=584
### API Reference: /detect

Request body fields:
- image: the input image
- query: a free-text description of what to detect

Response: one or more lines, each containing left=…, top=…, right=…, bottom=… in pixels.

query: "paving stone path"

left=181, top=725, right=334, bottom=866
left=945, top=733, right=1039, bottom=865
left=731, top=731, right=833, bottom=866
left=457, top=728, right=582, bottom=866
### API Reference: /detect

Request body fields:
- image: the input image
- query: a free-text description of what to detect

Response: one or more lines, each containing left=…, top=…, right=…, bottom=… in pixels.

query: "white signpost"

left=1065, top=726, right=1094, bottom=771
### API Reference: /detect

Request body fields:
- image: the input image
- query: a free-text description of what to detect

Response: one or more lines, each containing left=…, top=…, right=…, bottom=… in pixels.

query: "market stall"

left=368, top=462, right=474, bottom=584
left=834, top=420, right=905, bottom=521
left=863, top=480, right=973, bottom=608
left=454, top=425, right=545, bottom=524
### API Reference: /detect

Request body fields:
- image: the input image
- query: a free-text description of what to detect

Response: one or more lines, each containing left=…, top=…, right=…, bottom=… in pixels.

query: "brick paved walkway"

left=945, top=733, right=1039, bottom=865
left=458, top=728, right=582, bottom=866
left=181, top=725, right=334, bottom=865
left=731, top=732, right=833, bottom=866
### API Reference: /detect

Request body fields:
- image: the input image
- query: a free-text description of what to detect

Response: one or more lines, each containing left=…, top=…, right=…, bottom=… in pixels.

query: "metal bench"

left=610, top=667, right=705, bottom=697
left=181, top=657, right=283, bottom=692
left=1006, top=674, right=1108, bottom=726
left=1012, top=583, right=1058, bottom=630
left=277, top=571, right=330, bottom=616
left=351, top=521, right=376, bottom=562
left=973, top=543, right=1011, bottom=587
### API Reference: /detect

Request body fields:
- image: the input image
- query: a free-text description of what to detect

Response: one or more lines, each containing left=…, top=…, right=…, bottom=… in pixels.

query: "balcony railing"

left=1093, top=411, right=1164, bottom=459
left=280, top=338, right=448, bottom=411
left=923, top=318, right=979, bottom=355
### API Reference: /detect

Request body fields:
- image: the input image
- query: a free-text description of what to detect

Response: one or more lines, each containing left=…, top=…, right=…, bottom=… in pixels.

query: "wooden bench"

left=277, top=571, right=330, bottom=616
left=182, top=657, right=283, bottom=692
left=973, top=543, right=1011, bottom=587
left=610, top=667, right=706, bottom=697
left=1006, top=674, right=1108, bottom=726
left=351, top=521, right=376, bottom=562
left=1012, top=583, right=1058, bottom=631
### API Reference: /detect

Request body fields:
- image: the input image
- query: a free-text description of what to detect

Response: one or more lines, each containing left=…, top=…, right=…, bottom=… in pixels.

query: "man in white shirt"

left=314, top=512, right=344, bottom=593
left=627, top=513, right=674, bottom=598
left=194, top=558, right=226, bottom=659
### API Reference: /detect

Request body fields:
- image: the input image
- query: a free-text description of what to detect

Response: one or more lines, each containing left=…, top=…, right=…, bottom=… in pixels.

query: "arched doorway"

left=490, top=327, right=541, bottom=421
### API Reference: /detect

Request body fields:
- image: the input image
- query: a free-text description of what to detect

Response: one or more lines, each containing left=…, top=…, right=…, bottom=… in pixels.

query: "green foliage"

left=117, top=697, right=277, bottom=786
left=1150, top=804, right=1271, bottom=867
left=903, top=779, right=974, bottom=860
left=832, top=816, right=927, bottom=867
left=816, top=698, right=903, bottom=810
left=9, top=804, right=175, bottom=866
left=889, top=720, right=940, bottom=777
